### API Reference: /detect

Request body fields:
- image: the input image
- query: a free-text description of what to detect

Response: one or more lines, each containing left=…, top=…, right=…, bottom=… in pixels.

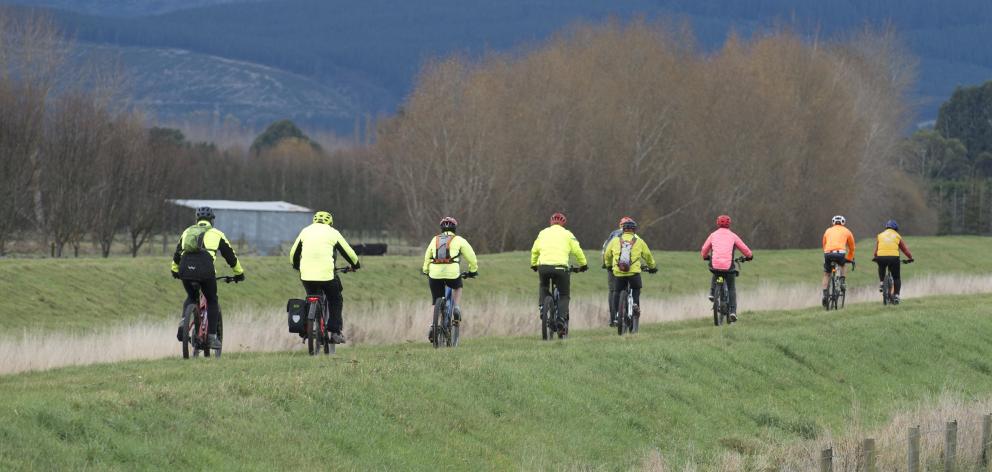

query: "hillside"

left=0, top=236, right=988, bottom=332
left=2, top=294, right=992, bottom=469
left=6, top=0, right=992, bottom=131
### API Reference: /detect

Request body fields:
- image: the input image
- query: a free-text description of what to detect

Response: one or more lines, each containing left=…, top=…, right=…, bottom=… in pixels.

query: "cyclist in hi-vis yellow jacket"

left=422, top=216, right=478, bottom=341
left=530, top=212, right=588, bottom=326
left=289, top=211, right=360, bottom=344
left=603, top=217, right=657, bottom=326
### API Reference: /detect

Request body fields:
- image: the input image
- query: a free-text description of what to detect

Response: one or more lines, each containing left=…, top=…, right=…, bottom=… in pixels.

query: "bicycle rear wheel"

left=720, top=283, right=731, bottom=325
left=181, top=304, right=195, bottom=359
left=882, top=274, right=891, bottom=305
left=307, top=302, right=319, bottom=355
left=432, top=298, right=445, bottom=348
left=617, top=290, right=628, bottom=335
left=541, top=296, right=553, bottom=340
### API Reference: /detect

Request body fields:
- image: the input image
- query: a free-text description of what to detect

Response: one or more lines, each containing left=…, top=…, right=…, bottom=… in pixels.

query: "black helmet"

left=195, top=206, right=215, bottom=221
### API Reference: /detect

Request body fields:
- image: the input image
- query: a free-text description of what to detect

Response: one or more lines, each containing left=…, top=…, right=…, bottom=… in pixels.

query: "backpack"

left=617, top=235, right=637, bottom=272
left=181, top=224, right=209, bottom=254
left=432, top=234, right=456, bottom=264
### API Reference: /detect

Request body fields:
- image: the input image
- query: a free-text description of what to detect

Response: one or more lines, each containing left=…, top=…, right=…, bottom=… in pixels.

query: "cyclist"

left=601, top=223, right=623, bottom=326
left=603, top=217, right=658, bottom=325
left=171, top=206, right=245, bottom=350
left=530, top=212, right=588, bottom=331
left=822, top=215, right=856, bottom=308
left=700, top=214, right=753, bottom=322
left=873, top=219, right=914, bottom=303
left=422, top=216, right=479, bottom=342
left=289, top=211, right=360, bottom=345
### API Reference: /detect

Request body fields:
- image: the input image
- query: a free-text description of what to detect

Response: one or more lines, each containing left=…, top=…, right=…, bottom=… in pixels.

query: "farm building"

left=169, top=199, right=312, bottom=255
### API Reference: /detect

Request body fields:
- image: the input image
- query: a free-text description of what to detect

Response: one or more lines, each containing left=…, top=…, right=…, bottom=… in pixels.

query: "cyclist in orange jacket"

left=822, top=215, right=855, bottom=308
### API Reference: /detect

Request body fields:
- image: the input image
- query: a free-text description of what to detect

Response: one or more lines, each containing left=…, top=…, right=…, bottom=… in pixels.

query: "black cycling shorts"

left=429, top=277, right=463, bottom=305
left=823, top=252, right=849, bottom=273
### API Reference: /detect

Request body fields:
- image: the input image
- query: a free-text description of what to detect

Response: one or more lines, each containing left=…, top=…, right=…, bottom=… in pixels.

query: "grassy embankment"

left=1, top=294, right=992, bottom=469
left=0, top=236, right=988, bottom=332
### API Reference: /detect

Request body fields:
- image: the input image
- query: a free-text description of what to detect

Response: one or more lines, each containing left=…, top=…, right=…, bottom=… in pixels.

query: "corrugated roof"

left=169, top=199, right=312, bottom=212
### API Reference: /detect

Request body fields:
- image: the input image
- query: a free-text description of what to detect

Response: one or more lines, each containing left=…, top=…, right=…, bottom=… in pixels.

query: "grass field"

left=2, top=293, right=992, bottom=470
left=0, top=236, right=989, bottom=332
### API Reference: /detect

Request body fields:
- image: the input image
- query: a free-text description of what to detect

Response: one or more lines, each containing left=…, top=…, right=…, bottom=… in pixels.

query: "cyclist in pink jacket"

left=700, top=215, right=753, bottom=322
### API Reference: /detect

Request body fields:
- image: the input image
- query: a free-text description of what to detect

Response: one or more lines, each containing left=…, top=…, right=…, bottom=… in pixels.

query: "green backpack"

left=181, top=225, right=209, bottom=254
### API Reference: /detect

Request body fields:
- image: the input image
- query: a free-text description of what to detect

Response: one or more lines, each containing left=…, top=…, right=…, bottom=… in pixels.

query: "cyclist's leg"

left=890, top=258, right=902, bottom=295
left=726, top=271, right=737, bottom=314
left=555, top=269, right=572, bottom=321
left=876, top=260, right=886, bottom=283
left=447, top=278, right=464, bottom=320
left=199, top=277, right=220, bottom=335
left=822, top=255, right=832, bottom=290
left=537, top=266, right=553, bottom=306
left=611, top=275, right=627, bottom=318
left=181, top=279, right=199, bottom=308
left=607, top=271, right=617, bottom=322
left=324, top=278, right=344, bottom=334
left=629, top=274, right=642, bottom=312
left=428, top=277, right=445, bottom=305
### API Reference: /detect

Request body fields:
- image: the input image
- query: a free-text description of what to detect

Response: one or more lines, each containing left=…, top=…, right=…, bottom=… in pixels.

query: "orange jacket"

left=822, top=225, right=855, bottom=261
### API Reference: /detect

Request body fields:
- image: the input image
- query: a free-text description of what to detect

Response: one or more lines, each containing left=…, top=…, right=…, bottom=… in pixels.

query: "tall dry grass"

left=2, top=274, right=991, bottom=375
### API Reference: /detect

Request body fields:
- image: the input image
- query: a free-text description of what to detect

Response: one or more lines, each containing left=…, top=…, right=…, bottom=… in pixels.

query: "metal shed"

left=170, top=199, right=312, bottom=255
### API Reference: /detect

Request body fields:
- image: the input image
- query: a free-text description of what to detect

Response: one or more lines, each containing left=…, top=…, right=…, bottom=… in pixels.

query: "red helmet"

left=619, top=216, right=637, bottom=232
left=439, top=216, right=458, bottom=231
left=716, top=215, right=731, bottom=228
left=549, top=212, right=567, bottom=226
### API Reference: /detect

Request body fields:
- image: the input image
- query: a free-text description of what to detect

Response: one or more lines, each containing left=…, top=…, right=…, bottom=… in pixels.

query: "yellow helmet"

left=313, top=211, right=333, bottom=225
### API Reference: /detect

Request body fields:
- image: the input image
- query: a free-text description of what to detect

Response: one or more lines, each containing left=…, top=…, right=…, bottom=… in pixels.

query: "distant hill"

left=6, top=0, right=992, bottom=132
left=4, top=0, right=260, bottom=16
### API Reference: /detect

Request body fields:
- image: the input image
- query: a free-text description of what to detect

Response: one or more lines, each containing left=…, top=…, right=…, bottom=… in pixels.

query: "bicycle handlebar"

left=216, top=276, right=240, bottom=284
left=335, top=266, right=357, bottom=274
left=902, top=259, right=914, bottom=264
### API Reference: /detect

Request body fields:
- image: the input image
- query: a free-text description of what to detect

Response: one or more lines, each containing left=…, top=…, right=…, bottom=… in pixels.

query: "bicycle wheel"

left=720, top=283, right=731, bottom=325
left=632, top=300, right=640, bottom=333
left=540, top=295, right=553, bottom=340
left=181, top=304, right=195, bottom=359
left=443, top=306, right=454, bottom=347
left=307, top=302, right=319, bottom=355
left=882, top=274, right=891, bottom=305
left=450, top=307, right=460, bottom=347
left=432, top=298, right=445, bottom=348
left=617, top=289, right=628, bottom=335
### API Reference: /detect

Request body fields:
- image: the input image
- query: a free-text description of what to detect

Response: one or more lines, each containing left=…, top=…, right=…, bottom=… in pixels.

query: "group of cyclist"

left=169, top=206, right=916, bottom=350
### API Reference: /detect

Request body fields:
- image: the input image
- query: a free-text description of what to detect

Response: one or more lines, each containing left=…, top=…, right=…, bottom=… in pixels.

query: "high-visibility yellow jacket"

left=530, top=224, right=587, bottom=267
left=422, top=231, right=479, bottom=279
left=822, top=225, right=856, bottom=261
left=603, top=232, right=657, bottom=277
left=874, top=229, right=913, bottom=258
left=289, top=223, right=359, bottom=281
left=170, top=221, right=244, bottom=275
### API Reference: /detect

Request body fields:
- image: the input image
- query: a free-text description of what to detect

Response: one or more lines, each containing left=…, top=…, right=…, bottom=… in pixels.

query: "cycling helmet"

left=619, top=216, right=637, bottom=232
left=195, top=206, right=214, bottom=221
left=549, top=212, right=567, bottom=226
left=439, top=216, right=458, bottom=232
left=884, top=219, right=899, bottom=231
left=716, top=215, right=731, bottom=229
left=313, top=211, right=333, bottom=225
left=831, top=215, right=846, bottom=226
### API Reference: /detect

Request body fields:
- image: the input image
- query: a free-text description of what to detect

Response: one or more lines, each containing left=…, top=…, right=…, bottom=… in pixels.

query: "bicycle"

left=710, top=257, right=748, bottom=326
left=541, top=266, right=580, bottom=340
left=431, top=271, right=474, bottom=349
left=616, top=269, right=656, bottom=336
left=180, top=275, right=239, bottom=359
left=305, top=266, right=354, bottom=356
left=825, top=259, right=855, bottom=311
left=881, top=259, right=913, bottom=306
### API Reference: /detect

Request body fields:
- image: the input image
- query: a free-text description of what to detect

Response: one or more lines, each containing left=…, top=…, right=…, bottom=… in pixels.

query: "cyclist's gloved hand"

left=171, top=271, right=180, bottom=279
left=601, top=264, right=609, bottom=270
left=703, top=255, right=711, bottom=261
left=646, top=267, right=658, bottom=274
left=531, top=266, right=538, bottom=272
left=352, top=261, right=361, bottom=270
left=907, top=258, right=914, bottom=263
left=233, top=273, right=245, bottom=283
left=745, top=255, right=753, bottom=261
left=466, top=271, right=478, bottom=278
left=578, top=265, right=588, bottom=272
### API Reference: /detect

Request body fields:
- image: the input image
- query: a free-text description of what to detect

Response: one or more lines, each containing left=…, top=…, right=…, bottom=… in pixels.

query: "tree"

left=250, top=119, right=322, bottom=155
left=936, top=80, right=992, bottom=161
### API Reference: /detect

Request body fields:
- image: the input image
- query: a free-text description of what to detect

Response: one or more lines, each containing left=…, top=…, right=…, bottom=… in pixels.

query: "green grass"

left=0, top=236, right=988, bottom=332
left=2, top=294, right=992, bottom=469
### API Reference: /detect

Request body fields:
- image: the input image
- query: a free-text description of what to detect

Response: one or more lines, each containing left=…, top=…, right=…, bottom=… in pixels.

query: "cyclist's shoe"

left=708, top=295, right=714, bottom=302
left=427, top=325, right=435, bottom=343
left=633, top=304, right=640, bottom=317
left=729, top=312, right=738, bottom=322
left=453, top=307, right=462, bottom=326
left=878, top=282, right=884, bottom=292
left=893, top=294, right=901, bottom=304
left=609, top=317, right=616, bottom=327
left=821, top=290, right=829, bottom=308
left=207, top=334, right=222, bottom=350
left=839, top=276, right=847, bottom=292
left=329, top=332, right=346, bottom=344
left=176, top=325, right=184, bottom=342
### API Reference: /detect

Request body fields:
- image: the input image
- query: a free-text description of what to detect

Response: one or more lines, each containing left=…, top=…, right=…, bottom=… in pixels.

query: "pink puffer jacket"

left=700, top=228, right=753, bottom=271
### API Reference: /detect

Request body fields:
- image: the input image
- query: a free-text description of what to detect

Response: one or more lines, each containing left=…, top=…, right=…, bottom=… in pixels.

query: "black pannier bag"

left=287, top=299, right=307, bottom=334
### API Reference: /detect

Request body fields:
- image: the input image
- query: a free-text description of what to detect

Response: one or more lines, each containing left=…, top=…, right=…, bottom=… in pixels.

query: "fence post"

left=908, top=425, right=920, bottom=472
left=860, top=438, right=876, bottom=472
left=982, top=414, right=991, bottom=467
left=945, top=420, right=957, bottom=471
left=820, top=447, right=833, bottom=472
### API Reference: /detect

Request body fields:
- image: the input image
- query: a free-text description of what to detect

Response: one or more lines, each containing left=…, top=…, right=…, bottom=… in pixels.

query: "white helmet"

left=831, top=215, right=846, bottom=225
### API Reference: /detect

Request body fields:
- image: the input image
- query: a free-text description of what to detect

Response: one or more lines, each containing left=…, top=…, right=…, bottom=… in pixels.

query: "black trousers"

left=538, top=265, right=572, bottom=320
left=611, top=274, right=642, bottom=316
left=182, top=278, right=220, bottom=335
left=710, top=270, right=738, bottom=313
left=875, top=256, right=902, bottom=294
left=607, top=271, right=617, bottom=320
left=302, top=279, right=344, bottom=334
